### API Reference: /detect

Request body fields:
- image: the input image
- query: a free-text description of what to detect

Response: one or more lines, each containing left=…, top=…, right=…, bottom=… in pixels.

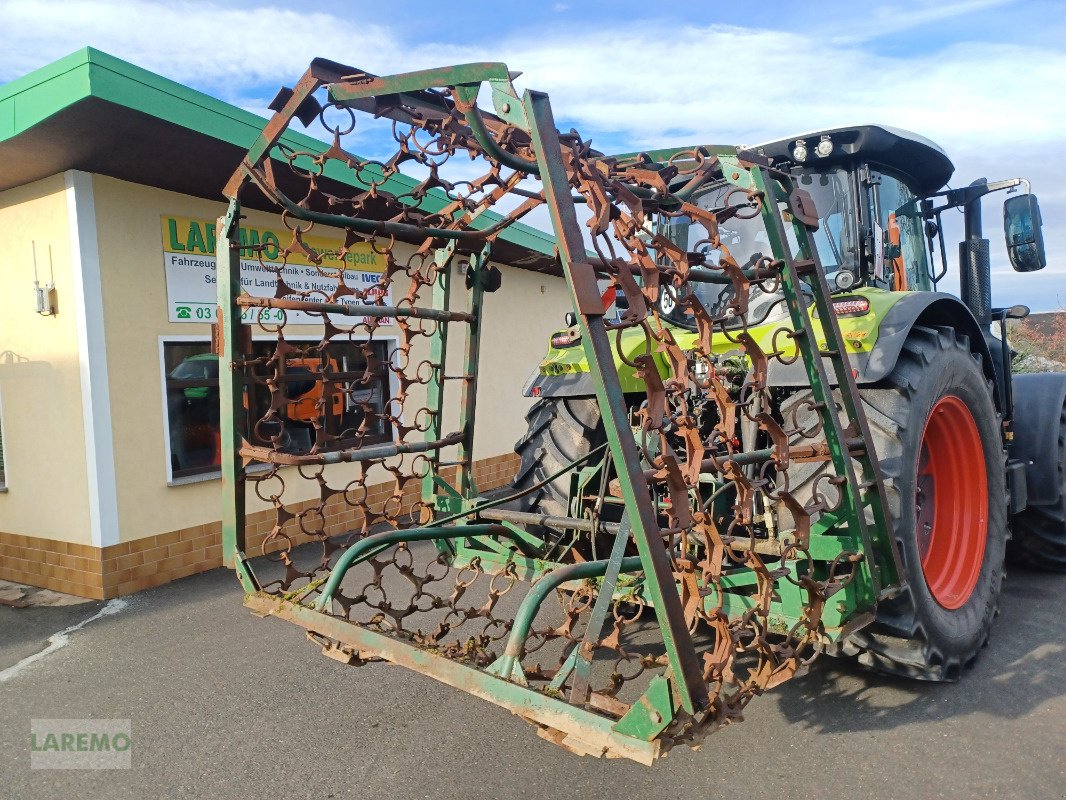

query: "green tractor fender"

left=525, top=291, right=999, bottom=402
left=767, top=292, right=1000, bottom=398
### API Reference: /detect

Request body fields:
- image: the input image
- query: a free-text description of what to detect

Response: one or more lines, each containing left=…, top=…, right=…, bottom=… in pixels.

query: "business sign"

left=161, top=215, right=390, bottom=324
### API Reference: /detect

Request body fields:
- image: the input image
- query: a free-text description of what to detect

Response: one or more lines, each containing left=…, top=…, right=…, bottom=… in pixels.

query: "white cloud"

left=1, top=0, right=400, bottom=103
left=6, top=2, right=1062, bottom=152
left=3, top=0, right=1063, bottom=308
left=830, top=0, right=1018, bottom=44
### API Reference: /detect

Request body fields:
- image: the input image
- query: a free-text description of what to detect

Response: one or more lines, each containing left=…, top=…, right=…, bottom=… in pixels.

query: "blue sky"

left=4, top=0, right=1065, bottom=309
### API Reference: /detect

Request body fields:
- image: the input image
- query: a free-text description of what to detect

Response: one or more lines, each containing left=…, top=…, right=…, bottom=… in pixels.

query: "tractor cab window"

left=869, top=170, right=931, bottom=291
left=794, top=167, right=861, bottom=281
left=660, top=182, right=784, bottom=326
left=658, top=173, right=856, bottom=329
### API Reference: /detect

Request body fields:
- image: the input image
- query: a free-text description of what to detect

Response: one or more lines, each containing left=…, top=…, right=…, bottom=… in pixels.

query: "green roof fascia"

left=0, top=47, right=556, bottom=258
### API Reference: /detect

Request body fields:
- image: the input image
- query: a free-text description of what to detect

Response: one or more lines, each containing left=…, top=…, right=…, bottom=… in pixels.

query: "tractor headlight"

left=792, top=139, right=808, bottom=163
left=816, top=136, right=833, bottom=158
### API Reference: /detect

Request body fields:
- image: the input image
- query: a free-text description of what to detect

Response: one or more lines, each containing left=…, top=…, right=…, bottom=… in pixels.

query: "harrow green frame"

left=217, top=60, right=901, bottom=760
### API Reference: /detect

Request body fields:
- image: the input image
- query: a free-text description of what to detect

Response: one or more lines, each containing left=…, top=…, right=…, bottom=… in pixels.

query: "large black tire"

left=785, top=325, right=1008, bottom=681
left=1008, top=404, right=1066, bottom=570
left=508, top=397, right=603, bottom=517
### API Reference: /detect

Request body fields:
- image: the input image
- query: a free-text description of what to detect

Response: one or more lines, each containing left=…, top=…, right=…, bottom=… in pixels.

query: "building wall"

left=0, top=175, right=92, bottom=545
left=0, top=173, right=570, bottom=598
left=90, top=174, right=571, bottom=545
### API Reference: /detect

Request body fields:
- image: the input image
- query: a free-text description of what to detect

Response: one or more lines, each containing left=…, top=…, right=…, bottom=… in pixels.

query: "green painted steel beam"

left=328, top=62, right=513, bottom=102
left=746, top=165, right=884, bottom=597
left=244, top=593, right=661, bottom=764
left=522, top=87, right=708, bottom=716
left=614, top=675, right=674, bottom=741
left=457, top=246, right=491, bottom=498
left=422, top=243, right=455, bottom=515
left=313, top=524, right=532, bottom=611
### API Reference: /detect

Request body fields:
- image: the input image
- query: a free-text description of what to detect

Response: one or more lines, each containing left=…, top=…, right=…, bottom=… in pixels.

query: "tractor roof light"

left=816, top=136, right=833, bottom=158
left=832, top=297, right=871, bottom=316
left=792, top=139, right=808, bottom=163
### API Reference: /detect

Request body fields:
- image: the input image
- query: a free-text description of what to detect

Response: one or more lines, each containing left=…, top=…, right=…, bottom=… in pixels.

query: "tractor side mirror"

left=1003, top=194, right=1046, bottom=272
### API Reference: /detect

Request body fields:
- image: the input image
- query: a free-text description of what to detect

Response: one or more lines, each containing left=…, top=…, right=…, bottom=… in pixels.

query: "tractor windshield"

left=659, top=167, right=859, bottom=328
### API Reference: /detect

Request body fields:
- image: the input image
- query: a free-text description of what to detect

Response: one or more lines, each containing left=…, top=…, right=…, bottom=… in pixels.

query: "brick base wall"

left=0, top=452, right=520, bottom=600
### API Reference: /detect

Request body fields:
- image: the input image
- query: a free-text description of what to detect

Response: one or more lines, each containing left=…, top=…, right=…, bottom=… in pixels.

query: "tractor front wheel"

left=845, top=325, right=1007, bottom=680
left=787, top=325, right=1008, bottom=680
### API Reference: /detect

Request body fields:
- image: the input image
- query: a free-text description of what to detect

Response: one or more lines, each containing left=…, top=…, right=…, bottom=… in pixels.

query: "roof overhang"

left=0, top=48, right=559, bottom=274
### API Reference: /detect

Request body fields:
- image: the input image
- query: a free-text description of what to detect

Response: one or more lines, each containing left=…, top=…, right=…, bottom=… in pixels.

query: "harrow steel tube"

left=454, top=90, right=541, bottom=174
left=494, top=556, right=644, bottom=682
left=240, top=431, right=466, bottom=466
left=313, top=524, right=530, bottom=611
left=570, top=514, right=633, bottom=704
left=633, top=444, right=839, bottom=486
left=235, top=296, right=473, bottom=323
left=428, top=443, right=610, bottom=530
left=242, top=167, right=519, bottom=243
left=687, top=265, right=776, bottom=284
left=477, top=507, right=620, bottom=534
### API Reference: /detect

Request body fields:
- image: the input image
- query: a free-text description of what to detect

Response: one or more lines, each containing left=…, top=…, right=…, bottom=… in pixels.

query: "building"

left=0, top=48, right=571, bottom=599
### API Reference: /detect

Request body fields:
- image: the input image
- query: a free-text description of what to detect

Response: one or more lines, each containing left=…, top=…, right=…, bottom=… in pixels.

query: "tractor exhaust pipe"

left=959, top=178, right=992, bottom=327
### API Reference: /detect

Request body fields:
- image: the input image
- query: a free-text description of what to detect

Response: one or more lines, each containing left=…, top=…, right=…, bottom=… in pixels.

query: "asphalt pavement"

left=2, top=562, right=1065, bottom=799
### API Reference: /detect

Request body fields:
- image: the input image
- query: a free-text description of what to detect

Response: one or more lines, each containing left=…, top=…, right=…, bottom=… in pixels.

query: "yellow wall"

left=0, top=175, right=93, bottom=544
left=91, top=175, right=571, bottom=543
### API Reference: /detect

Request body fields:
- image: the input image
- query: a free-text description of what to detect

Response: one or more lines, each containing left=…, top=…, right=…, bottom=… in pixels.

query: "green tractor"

left=514, top=124, right=1060, bottom=680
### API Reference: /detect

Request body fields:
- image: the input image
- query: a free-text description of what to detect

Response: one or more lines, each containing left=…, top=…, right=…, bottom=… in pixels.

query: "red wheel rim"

left=914, top=395, right=988, bottom=610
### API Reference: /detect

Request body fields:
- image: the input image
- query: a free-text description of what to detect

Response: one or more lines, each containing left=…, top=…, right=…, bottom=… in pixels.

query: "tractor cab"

left=754, top=124, right=953, bottom=295
left=651, top=124, right=1046, bottom=338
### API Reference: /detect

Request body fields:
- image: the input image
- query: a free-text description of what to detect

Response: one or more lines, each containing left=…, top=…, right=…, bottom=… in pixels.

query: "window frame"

left=159, top=334, right=400, bottom=486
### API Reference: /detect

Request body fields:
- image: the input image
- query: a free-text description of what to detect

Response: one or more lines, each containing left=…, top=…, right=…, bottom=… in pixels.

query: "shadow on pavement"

left=771, top=567, right=1066, bottom=732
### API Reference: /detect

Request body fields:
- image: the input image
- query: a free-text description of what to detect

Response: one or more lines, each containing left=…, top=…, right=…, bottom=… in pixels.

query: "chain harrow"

left=221, top=60, right=880, bottom=761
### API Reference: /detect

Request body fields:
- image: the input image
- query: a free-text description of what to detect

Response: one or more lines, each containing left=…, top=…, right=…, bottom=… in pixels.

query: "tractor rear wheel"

left=786, top=325, right=1008, bottom=680
left=507, top=396, right=603, bottom=518
left=1008, top=404, right=1066, bottom=570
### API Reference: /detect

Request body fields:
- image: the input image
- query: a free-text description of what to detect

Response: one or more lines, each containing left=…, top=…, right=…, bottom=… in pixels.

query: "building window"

left=163, top=339, right=392, bottom=480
